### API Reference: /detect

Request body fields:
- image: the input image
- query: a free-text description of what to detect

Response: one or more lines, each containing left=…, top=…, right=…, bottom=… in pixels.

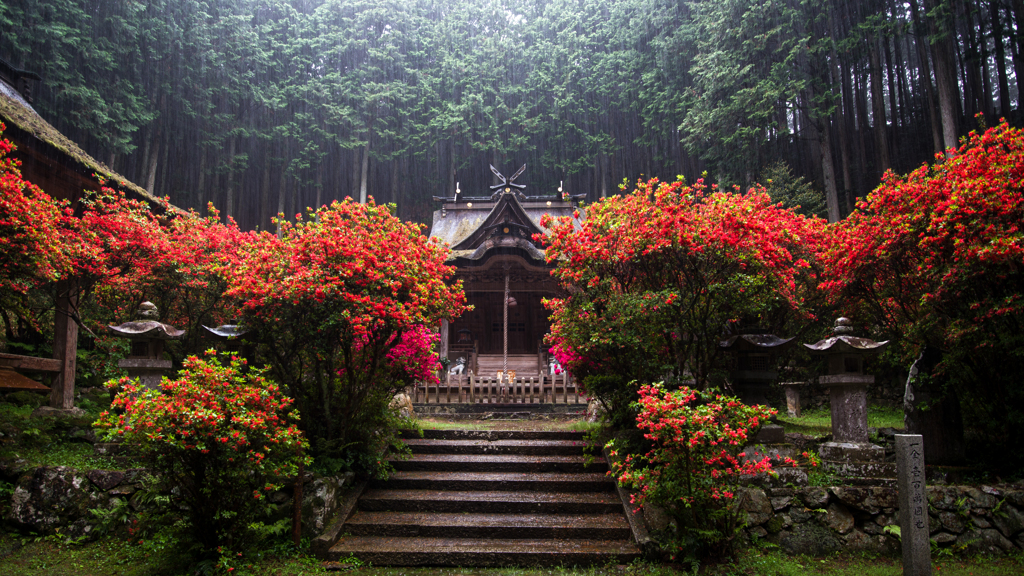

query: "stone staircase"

left=325, top=429, right=640, bottom=566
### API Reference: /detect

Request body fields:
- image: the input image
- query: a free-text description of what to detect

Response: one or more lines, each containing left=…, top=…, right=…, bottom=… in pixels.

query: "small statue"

left=449, top=357, right=467, bottom=375
left=549, top=357, right=563, bottom=375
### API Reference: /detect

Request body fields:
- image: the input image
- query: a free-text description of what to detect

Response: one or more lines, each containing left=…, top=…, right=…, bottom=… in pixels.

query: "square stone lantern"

left=108, top=302, right=184, bottom=391
left=202, top=324, right=252, bottom=361
left=804, top=317, right=890, bottom=473
left=720, top=331, right=795, bottom=444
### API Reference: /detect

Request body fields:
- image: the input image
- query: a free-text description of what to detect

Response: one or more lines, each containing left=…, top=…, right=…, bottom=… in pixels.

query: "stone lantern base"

left=819, top=441, right=895, bottom=482
left=119, top=358, right=173, bottom=391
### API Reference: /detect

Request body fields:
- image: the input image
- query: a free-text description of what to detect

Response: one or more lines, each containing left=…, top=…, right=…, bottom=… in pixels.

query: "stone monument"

left=896, top=434, right=930, bottom=575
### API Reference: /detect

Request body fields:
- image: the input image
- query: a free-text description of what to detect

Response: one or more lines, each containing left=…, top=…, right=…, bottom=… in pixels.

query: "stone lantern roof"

left=803, top=317, right=888, bottom=356
left=108, top=302, right=185, bottom=341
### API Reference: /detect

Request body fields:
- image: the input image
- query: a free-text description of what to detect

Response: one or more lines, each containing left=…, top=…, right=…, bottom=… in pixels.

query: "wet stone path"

left=326, top=428, right=640, bottom=567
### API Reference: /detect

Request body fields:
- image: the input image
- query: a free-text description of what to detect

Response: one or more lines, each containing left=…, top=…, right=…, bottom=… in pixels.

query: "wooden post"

left=293, top=447, right=304, bottom=547
left=50, top=285, right=78, bottom=409
left=439, top=319, right=449, bottom=364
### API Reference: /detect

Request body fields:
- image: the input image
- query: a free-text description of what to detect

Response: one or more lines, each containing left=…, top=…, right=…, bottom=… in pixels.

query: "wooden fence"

left=411, top=372, right=582, bottom=404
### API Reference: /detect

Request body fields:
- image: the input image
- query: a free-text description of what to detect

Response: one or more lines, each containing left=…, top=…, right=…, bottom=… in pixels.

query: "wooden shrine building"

left=0, top=59, right=170, bottom=410
left=430, top=165, right=584, bottom=384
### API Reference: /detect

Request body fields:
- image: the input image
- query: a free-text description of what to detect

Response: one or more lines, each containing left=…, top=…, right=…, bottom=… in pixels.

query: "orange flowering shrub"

left=821, top=120, right=1024, bottom=465
left=539, top=177, right=825, bottom=422
left=608, top=383, right=786, bottom=558
left=0, top=125, right=68, bottom=334
left=95, top=351, right=308, bottom=551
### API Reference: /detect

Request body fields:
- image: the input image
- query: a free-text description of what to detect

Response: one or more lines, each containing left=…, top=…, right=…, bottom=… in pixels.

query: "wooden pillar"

left=50, top=284, right=78, bottom=409
left=439, top=320, right=449, bottom=362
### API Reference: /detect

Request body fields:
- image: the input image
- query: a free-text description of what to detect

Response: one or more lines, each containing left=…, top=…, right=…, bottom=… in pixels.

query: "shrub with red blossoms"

left=0, top=125, right=69, bottom=337
left=820, top=120, right=1024, bottom=467
left=539, top=177, right=825, bottom=424
left=608, top=383, right=781, bottom=558
left=222, top=198, right=468, bottom=470
left=94, top=351, right=308, bottom=551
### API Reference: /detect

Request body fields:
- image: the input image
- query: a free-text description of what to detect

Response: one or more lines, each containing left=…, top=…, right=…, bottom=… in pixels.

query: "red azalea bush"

left=223, top=198, right=468, bottom=471
left=540, top=178, right=825, bottom=424
left=94, top=351, right=307, bottom=551
left=821, top=120, right=1024, bottom=466
left=608, top=383, right=783, bottom=558
left=0, top=126, right=68, bottom=339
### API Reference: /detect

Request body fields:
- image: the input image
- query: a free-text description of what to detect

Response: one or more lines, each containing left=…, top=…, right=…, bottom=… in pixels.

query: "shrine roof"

left=0, top=77, right=171, bottom=210
left=430, top=196, right=583, bottom=262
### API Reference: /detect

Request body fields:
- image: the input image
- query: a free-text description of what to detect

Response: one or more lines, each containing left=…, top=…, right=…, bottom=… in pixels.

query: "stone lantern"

left=108, top=302, right=184, bottom=390
left=720, top=332, right=795, bottom=404
left=720, top=331, right=795, bottom=444
left=804, top=317, right=889, bottom=470
left=203, top=324, right=252, bottom=361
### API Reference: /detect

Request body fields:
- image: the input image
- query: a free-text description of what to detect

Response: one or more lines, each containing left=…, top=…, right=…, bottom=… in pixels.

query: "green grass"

left=0, top=534, right=1021, bottom=576
left=700, top=547, right=1024, bottom=575
left=778, top=405, right=905, bottom=437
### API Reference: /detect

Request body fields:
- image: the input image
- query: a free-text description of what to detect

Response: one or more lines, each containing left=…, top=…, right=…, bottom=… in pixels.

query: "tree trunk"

left=925, top=0, right=961, bottom=154
left=196, top=150, right=207, bottom=211
left=447, top=137, right=456, bottom=198
left=315, top=163, right=323, bottom=211
left=1010, top=2, right=1024, bottom=103
left=598, top=151, right=608, bottom=198
left=225, top=137, right=236, bottom=222
left=276, top=163, right=287, bottom=238
left=145, top=130, right=161, bottom=194
left=359, top=139, right=370, bottom=204
left=260, top=156, right=271, bottom=231
left=991, top=0, right=1012, bottom=119
left=869, top=33, right=892, bottom=173
left=351, top=147, right=360, bottom=200
left=904, top=346, right=966, bottom=466
left=833, top=45, right=853, bottom=203
left=854, top=60, right=870, bottom=189
left=390, top=156, right=399, bottom=207
left=910, top=0, right=944, bottom=154
left=806, top=86, right=841, bottom=223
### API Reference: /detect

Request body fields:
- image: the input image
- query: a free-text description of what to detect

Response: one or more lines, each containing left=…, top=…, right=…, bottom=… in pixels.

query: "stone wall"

left=733, top=484, right=1024, bottom=556
left=1, top=462, right=352, bottom=541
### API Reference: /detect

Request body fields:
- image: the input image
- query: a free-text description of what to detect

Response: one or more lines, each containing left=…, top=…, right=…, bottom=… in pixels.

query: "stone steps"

left=401, top=429, right=584, bottom=441
left=326, top=429, right=639, bottom=566
left=327, top=536, right=638, bottom=567
left=343, top=511, right=632, bottom=539
left=400, top=438, right=588, bottom=456
left=358, top=488, right=623, bottom=514
left=392, top=453, right=606, bottom=474
left=375, top=470, right=614, bottom=492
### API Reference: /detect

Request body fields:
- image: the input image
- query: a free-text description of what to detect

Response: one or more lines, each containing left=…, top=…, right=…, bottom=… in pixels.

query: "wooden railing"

left=412, top=372, right=582, bottom=404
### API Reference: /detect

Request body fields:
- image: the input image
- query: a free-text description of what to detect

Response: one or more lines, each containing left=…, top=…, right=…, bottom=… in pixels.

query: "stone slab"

left=819, top=441, right=885, bottom=463
left=896, top=434, right=931, bottom=576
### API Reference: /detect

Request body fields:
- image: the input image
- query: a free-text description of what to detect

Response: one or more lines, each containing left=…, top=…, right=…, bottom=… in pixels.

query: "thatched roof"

left=0, top=78, right=164, bottom=208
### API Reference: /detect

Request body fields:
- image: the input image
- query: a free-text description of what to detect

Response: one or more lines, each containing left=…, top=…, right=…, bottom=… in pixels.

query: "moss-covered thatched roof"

left=0, top=80, right=163, bottom=207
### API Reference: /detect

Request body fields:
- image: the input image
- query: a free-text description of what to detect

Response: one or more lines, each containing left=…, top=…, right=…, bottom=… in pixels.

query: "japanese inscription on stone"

left=896, top=434, right=931, bottom=576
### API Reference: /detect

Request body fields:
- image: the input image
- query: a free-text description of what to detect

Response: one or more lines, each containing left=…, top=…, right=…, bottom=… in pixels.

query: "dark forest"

left=2, top=0, right=1018, bottom=228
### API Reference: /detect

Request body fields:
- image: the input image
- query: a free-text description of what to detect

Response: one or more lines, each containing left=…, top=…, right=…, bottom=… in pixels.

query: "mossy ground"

left=0, top=389, right=127, bottom=472
left=0, top=532, right=1020, bottom=576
